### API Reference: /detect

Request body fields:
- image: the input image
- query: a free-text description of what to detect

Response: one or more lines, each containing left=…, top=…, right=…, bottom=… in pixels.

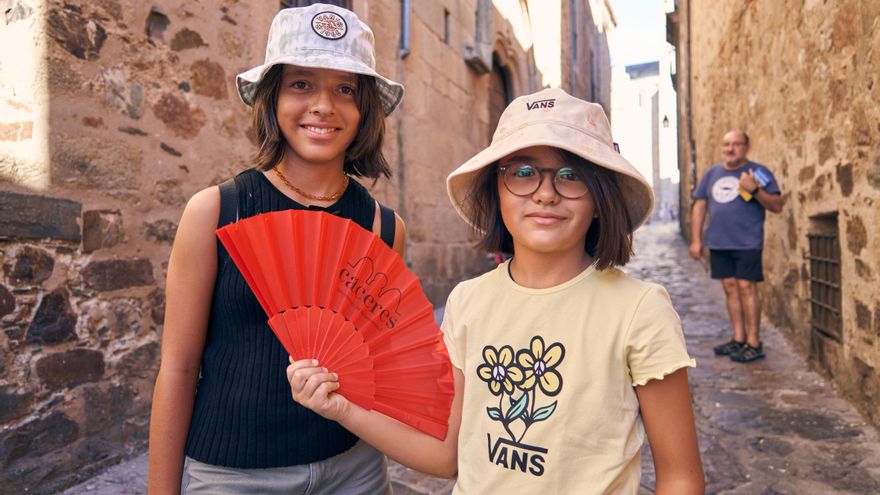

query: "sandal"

left=713, top=339, right=745, bottom=356
left=731, top=343, right=765, bottom=363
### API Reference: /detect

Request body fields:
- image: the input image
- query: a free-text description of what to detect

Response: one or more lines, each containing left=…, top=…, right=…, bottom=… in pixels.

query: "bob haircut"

left=249, top=64, right=391, bottom=179
left=465, top=149, right=634, bottom=270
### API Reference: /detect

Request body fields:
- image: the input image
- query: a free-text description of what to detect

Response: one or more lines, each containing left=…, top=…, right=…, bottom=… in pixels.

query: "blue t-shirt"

left=692, top=161, right=780, bottom=250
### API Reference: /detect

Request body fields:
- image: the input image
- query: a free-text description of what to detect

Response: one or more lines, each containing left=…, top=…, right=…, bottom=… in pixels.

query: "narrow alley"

left=65, top=222, right=880, bottom=495
left=628, top=222, right=880, bottom=495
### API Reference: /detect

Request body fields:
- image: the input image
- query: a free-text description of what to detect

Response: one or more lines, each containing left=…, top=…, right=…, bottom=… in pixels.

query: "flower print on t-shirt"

left=477, top=336, right=565, bottom=478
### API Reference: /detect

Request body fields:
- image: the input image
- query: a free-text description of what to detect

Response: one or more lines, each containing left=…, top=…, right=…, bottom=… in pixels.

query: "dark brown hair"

left=466, top=149, right=634, bottom=270
left=249, top=65, right=391, bottom=179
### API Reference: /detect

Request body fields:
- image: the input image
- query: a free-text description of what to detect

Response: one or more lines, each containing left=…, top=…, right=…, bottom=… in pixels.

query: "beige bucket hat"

left=236, top=3, right=404, bottom=115
left=447, top=87, right=654, bottom=230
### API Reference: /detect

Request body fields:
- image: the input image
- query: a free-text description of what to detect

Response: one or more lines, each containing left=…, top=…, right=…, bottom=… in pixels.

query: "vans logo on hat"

left=525, top=99, right=555, bottom=111
left=312, top=11, right=347, bottom=40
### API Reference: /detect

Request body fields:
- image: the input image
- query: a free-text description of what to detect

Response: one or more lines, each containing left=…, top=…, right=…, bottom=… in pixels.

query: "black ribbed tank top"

left=184, top=168, right=386, bottom=468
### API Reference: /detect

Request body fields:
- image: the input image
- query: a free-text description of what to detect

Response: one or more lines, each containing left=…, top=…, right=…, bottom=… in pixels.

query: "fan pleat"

left=217, top=210, right=455, bottom=440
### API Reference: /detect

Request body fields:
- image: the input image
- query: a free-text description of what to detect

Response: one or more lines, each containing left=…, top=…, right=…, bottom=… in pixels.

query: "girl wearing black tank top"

left=148, top=5, right=406, bottom=493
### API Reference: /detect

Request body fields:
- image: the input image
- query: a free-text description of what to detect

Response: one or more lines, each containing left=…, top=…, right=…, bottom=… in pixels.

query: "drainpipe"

left=397, top=0, right=409, bottom=227
left=569, top=0, right=577, bottom=94
left=400, top=0, right=411, bottom=58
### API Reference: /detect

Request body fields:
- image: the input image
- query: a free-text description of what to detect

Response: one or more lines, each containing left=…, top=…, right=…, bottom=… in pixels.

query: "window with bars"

left=281, top=0, right=351, bottom=10
left=807, top=214, right=842, bottom=342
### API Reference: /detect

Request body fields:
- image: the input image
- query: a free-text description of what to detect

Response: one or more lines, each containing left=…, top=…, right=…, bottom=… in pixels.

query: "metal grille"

left=281, top=0, right=351, bottom=9
left=807, top=233, right=841, bottom=341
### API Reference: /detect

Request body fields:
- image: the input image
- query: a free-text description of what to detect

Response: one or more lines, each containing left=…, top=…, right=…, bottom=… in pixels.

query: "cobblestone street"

left=64, top=223, right=880, bottom=494
left=629, top=222, right=880, bottom=495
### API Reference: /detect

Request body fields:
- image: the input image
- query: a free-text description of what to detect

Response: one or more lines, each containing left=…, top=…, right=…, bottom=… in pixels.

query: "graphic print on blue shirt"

left=693, top=161, right=780, bottom=250
left=478, top=336, right=565, bottom=477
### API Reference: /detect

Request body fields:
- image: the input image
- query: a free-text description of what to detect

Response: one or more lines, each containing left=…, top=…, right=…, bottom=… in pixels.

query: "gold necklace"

left=272, top=165, right=349, bottom=202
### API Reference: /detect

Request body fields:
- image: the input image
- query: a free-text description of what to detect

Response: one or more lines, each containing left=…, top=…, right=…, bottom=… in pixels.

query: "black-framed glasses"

left=498, top=164, right=589, bottom=199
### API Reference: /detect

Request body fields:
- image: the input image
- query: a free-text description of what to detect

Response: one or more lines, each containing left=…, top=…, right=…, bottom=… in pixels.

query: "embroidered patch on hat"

left=312, top=11, right=347, bottom=40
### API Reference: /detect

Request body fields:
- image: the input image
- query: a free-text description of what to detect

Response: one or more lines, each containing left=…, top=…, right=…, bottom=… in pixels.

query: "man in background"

left=689, top=131, right=785, bottom=363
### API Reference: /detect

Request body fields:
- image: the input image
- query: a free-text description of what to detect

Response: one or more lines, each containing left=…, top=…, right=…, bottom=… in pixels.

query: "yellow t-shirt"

left=441, top=261, right=695, bottom=494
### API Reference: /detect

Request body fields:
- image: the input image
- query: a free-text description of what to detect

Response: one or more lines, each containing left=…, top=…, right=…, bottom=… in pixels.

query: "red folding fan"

left=216, top=210, right=454, bottom=440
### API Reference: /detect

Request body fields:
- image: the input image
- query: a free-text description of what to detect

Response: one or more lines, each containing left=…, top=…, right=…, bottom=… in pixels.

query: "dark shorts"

left=709, top=249, right=764, bottom=281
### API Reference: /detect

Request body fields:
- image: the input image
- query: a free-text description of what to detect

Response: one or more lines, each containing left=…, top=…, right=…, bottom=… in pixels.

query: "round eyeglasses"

left=498, top=164, right=589, bottom=199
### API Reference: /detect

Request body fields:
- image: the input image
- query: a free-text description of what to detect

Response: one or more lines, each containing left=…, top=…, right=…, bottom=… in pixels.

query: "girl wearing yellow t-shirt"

left=288, top=88, right=705, bottom=494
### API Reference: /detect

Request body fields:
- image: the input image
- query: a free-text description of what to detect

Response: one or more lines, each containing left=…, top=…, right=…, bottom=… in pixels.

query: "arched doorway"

left=488, top=53, right=512, bottom=145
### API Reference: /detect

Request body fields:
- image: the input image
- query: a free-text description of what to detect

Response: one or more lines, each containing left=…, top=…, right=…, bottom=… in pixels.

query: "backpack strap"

left=218, top=178, right=238, bottom=228
left=379, top=203, right=396, bottom=248
left=216, top=178, right=238, bottom=266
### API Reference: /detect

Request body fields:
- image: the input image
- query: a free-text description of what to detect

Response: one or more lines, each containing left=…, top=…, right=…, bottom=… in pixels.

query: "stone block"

left=154, top=179, right=185, bottom=206
left=160, top=142, right=182, bottom=157
left=82, top=210, right=125, bottom=253
left=869, top=154, right=880, bottom=190
left=832, top=2, right=859, bottom=49
left=191, top=59, right=228, bottom=100
left=851, top=357, right=877, bottom=404
left=51, top=136, right=143, bottom=191
left=0, top=121, right=33, bottom=141
left=835, top=163, right=853, bottom=197
left=94, top=0, right=122, bottom=20
left=171, top=28, right=207, bottom=51
left=876, top=307, right=880, bottom=337
left=128, top=84, right=145, bottom=119
left=84, top=298, right=144, bottom=340
left=846, top=216, right=867, bottom=255
left=0, top=191, right=81, bottom=243
left=47, top=7, right=107, bottom=61
left=26, top=288, right=78, bottom=345
left=0, top=284, right=14, bottom=317
left=48, top=52, right=86, bottom=91
left=855, top=259, right=873, bottom=280
left=82, top=384, right=137, bottom=435
left=81, top=117, right=104, bottom=128
left=798, top=165, right=815, bottom=184
left=82, top=259, right=154, bottom=291
left=0, top=412, right=80, bottom=466
left=118, top=342, right=160, bottom=381
left=36, top=349, right=105, bottom=390
left=0, top=387, right=32, bottom=423
left=4, top=0, right=33, bottom=23
left=148, top=287, right=165, bottom=325
left=102, top=68, right=145, bottom=120
left=6, top=246, right=54, bottom=285
left=855, top=300, right=872, bottom=330
left=118, top=126, right=147, bottom=136
left=144, top=219, right=177, bottom=245
left=146, top=7, right=169, bottom=42
left=153, top=93, right=206, bottom=139
left=817, top=135, right=835, bottom=165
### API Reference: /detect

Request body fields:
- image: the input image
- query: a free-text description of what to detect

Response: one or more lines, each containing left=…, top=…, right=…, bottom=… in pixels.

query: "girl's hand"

left=286, top=359, right=351, bottom=422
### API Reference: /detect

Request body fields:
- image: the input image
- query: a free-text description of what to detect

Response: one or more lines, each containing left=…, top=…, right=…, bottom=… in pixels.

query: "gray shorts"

left=183, top=440, right=391, bottom=495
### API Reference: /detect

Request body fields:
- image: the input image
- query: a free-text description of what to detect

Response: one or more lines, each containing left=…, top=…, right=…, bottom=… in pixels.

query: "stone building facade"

left=668, top=0, right=880, bottom=425
left=0, top=0, right=613, bottom=491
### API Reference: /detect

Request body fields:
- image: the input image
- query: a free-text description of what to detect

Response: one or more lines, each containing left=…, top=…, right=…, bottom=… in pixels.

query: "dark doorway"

left=488, top=54, right=512, bottom=145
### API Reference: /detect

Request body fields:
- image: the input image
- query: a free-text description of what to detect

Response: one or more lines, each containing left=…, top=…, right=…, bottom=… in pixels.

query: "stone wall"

left=671, top=0, right=880, bottom=425
left=0, top=0, right=611, bottom=491
left=0, top=0, right=274, bottom=491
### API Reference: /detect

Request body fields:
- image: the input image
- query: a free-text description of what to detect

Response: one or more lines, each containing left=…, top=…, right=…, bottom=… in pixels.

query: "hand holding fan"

left=216, top=210, right=454, bottom=440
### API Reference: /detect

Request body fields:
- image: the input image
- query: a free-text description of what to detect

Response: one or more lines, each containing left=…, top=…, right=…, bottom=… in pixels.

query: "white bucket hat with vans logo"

left=447, top=87, right=654, bottom=230
left=236, top=3, right=404, bottom=115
